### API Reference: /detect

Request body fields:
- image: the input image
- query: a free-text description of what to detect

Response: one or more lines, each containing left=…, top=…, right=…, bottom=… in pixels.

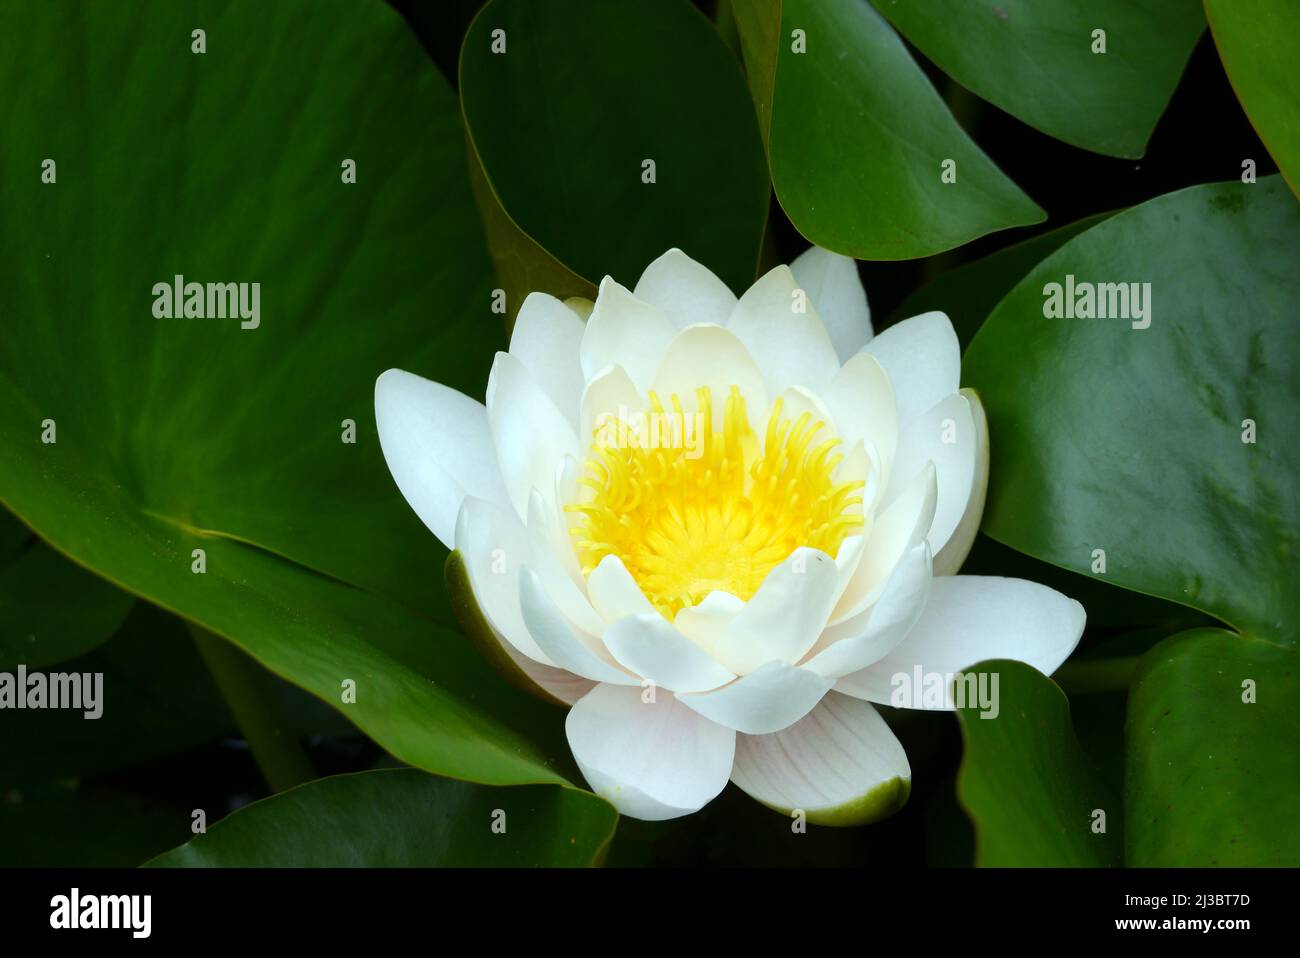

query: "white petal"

left=566, top=684, right=736, bottom=821
left=727, top=265, right=841, bottom=396
left=603, top=614, right=737, bottom=693
left=651, top=323, right=770, bottom=435
left=509, top=293, right=585, bottom=431
left=633, top=248, right=737, bottom=329
left=861, top=311, right=959, bottom=428
left=712, top=547, right=840, bottom=675
left=579, top=278, right=677, bottom=392
left=769, top=385, right=838, bottom=442
left=679, top=661, right=833, bottom=734
left=586, top=554, right=657, bottom=622
left=803, top=542, right=932, bottom=678
left=835, top=576, right=1086, bottom=708
left=884, top=392, right=976, bottom=557
left=823, top=352, right=898, bottom=486
left=374, top=369, right=508, bottom=549
left=790, top=245, right=872, bottom=360
left=833, top=534, right=866, bottom=606
left=831, top=462, right=936, bottom=625
left=526, top=491, right=605, bottom=637
left=579, top=364, right=643, bottom=455
left=453, top=496, right=552, bottom=666
left=673, top=591, right=744, bottom=655
left=730, top=692, right=911, bottom=826
left=933, top=389, right=989, bottom=576
left=518, top=568, right=638, bottom=685
left=486, top=352, right=579, bottom=522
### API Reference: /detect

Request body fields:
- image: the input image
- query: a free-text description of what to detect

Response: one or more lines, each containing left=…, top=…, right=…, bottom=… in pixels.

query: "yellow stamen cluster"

left=567, top=386, right=865, bottom=618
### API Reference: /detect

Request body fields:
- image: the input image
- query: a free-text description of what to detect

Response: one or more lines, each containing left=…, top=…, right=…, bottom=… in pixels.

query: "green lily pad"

left=956, top=659, right=1122, bottom=866
left=147, top=769, right=618, bottom=867
left=733, top=0, right=1044, bottom=259
left=1206, top=0, right=1300, bottom=198
left=1125, top=628, right=1299, bottom=865
left=964, top=177, right=1299, bottom=640
left=869, top=0, right=1204, bottom=159
left=460, top=0, right=770, bottom=294
left=0, top=0, right=573, bottom=787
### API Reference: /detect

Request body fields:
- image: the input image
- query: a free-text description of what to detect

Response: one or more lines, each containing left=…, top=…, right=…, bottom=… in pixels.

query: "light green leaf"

left=964, top=178, right=1299, bottom=639
left=870, top=0, right=1204, bottom=158
left=1126, top=628, right=1299, bottom=865
left=733, top=0, right=1044, bottom=259
left=147, top=769, right=618, bottom=867
left=1206, top=0, right=1300, bottom=198
left=956, top=659, right=1122, bottom=867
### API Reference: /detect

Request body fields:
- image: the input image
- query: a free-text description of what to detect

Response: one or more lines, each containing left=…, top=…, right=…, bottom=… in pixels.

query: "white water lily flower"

left=375, top=247, right=1085, bottom=824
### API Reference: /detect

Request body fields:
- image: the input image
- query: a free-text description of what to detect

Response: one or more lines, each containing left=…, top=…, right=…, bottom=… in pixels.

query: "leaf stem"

left=190, top=624, right=315, bottom=792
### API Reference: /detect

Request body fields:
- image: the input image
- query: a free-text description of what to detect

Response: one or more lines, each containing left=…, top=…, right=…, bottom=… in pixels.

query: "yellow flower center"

left=567, top=386, right=865, bottom=618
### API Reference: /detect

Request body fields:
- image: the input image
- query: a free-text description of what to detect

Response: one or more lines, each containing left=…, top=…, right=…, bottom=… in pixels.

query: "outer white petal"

left=518, top=568, right=638, bottom=685
left=480, top=633, right=596, bottom=707
left=832, top=462, right=936, bottom=625
left=730, top=692, right=911, bottom=826
left=651, top=323, right=770, bottom=435
left=823, top=352, right=898, bottom=486
left=835, top=576, right=1086, bottom=708
left=678, top=660, right=833, bottom=734
left=486, top=352, right=578, bottom=521
left=454, top=496, right=553, bottom=666
left=884, top=392, right=976, bottom=558
left=633, top=248, right=737, bottom=329
left=727, top=264, right=841, bottom=396
left=790, top=245, right=872, bottom=360
left=375, top=369, right=508, bottom=549
left=525, top=490, right=605, bottom=637
left=566, top=684, right=736, bottom=821
left=712, top=547, right=840, bottom=675
left=579, top=278, right=677, bottom=392
left=508, top=292, right=585, bottom=431
left=673, top=591, right=744, bottom=655
left=803, top=542, right=932, bottom=678
left=603, top=614, right=737, bottom=693
left=932, top=389, right=989, bottom=576
left=564, top=296, right=594, bottom=321
left=861, top=311, right=959, bottom=428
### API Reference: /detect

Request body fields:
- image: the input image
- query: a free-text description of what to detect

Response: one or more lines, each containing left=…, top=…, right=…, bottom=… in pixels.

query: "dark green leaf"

left=1, top=528, right=135, bottom=670
left=733, top=0, right=1044, bottom=259
left=0, top=0, right=572, bottom=786
left=890, top=212, right=1116, bottom=348
left=147, top=769, right=618, bottom=867
left=460, top=0, right=770, bottom=294
left=965, top=178, right=1299, bottom=639
left=0, top=783, right=191, bottom=867
left=870, top=0, right=1204, bottom=158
